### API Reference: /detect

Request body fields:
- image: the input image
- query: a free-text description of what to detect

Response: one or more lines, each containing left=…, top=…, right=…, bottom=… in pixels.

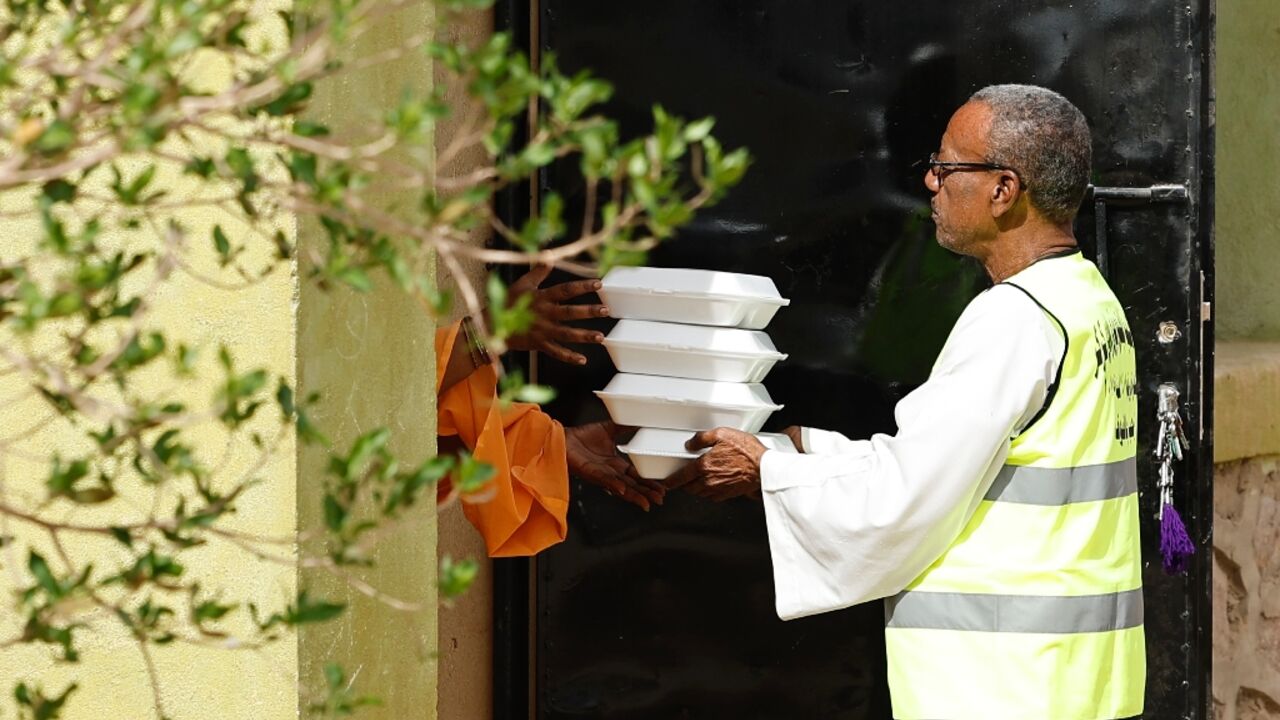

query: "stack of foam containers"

left=594, top=267, right=797, bottom=480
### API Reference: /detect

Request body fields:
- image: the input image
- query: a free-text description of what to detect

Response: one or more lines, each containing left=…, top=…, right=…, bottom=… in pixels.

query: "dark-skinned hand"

left=565, top=421, right=666, bottom=511
left=662, top=427, right=767, bottom=502
left=506, top=264, right=610, bottom=365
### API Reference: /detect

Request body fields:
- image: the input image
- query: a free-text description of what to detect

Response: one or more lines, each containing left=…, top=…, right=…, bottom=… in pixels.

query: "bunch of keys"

left=1154, top=383, right=1190, bottom=520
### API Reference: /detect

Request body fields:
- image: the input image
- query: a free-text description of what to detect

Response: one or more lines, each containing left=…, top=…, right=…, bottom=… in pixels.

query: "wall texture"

left=434, top=8, right=499, bottom=720
left=1216, top=0, right=1280, bottom=340
left=296, top=0, right=440, bottom=716
left=0, top=3, right=301, bottom=717
left=1213, top=454, right=1280, bottom=720
left=1213, top=0, right=1280, bottom=716
left=0, top=201, right=301, bottom=720
left=0, top=1, right=444, bottom=717
left=1213, top=339, right=1280, bottom=720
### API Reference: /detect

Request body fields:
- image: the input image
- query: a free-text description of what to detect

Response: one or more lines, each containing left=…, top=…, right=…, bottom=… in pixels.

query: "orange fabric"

left=435, top=321, right=569, bottom=557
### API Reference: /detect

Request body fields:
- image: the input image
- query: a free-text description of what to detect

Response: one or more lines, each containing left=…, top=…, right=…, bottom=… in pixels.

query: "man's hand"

left=506, top=264, right=609, bottom=365
left=663, top=428, right=767, bottom=502
left=565, top=421, right=666, bottom=511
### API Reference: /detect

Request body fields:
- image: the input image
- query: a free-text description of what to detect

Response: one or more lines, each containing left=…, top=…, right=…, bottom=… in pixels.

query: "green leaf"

left=39, top=209, right=70, bottom=253
left=287, top=151, right=317, bottom=187
left=455, top=452, right=495, bottom=495
left=40, top=179, right=76, bottom=205
left=498, top=369, right=555, bottom=405
left=296, top=405, right=329, bottom=447
left=255, top=81, right=313, bottom=116
left=109, top=527, right=134, bottom=548
left=272, top=231, right=293, bottom=260
left=553, top=76, right=610, bottom=122
left=184, top=157, right=215, bottom=178
left=276, top=381, right=296, bottom=419
left=174, top=344, right=197, bottom=376
left=384, top=455, right=454, bottom=515
left=712, top=147, right=752, bottom=188
left=336, top=266, right=372, bottom=292
left=225, top=147, right=258, bottom=193
left=631, top=177, right=657, bottom=210
left=514, top=384, right=555, bottom=404
left=342, top=427, right=390, bottom=481
left=683, top=117, right=715, bottom=142
left=217, top=355, right=270, bottom=429
left=111, top=332, right=166, bottom=374
left=13, top=681, right=77, bottom=720
left=27, top=552, right=61, bottom=599
left=105, top=547, right=185, bottom=589
left=212, top=225, right=232, bottom=265
left=290, top=590, right=345, bottom=625
left=165, top=28, right=202, bottom=58
left=293, top=121, right=330, bottom=137
left=439, top=555, right=479, bottom=599
left=311, top=663, right=382, bottom=716
left=46, top=456, right=90, bottom=499
left=323, top=494, right=346, bottom=533
left=192, top=593, right=236, bottom=625
left=111, top=163, right=158, bottom=205
left=324, top=663, right=344, bottom=689
left=483, top=120, right=514, bottom=155
left=33, top=119, right=75, bottom=155
left=520, top=142, right=556, bottom=168
left=485, top=273, right=507, bottom=315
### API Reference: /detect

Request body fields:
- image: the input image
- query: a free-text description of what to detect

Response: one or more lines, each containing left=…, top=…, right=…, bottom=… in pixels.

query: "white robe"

left=759, top=281, right=1066, bottom=621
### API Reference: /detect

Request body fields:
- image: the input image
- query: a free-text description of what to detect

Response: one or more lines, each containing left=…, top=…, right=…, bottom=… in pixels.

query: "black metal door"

left=495, top=2, right=1214, bottom=718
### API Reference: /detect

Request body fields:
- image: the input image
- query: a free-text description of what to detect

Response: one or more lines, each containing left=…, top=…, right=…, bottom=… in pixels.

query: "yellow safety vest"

left=884, top=252, right=1145, bottom=720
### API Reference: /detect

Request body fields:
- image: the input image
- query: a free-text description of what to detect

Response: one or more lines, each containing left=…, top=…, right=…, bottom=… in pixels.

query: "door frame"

left=489, top=2, right=1217, bottom=717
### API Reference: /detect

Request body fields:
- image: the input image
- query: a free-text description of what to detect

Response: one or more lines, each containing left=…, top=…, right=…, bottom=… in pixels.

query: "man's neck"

left=980, top=221, right=1078, bottom=283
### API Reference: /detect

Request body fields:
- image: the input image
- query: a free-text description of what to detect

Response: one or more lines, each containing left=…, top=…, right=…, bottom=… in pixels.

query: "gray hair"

left=970, top=84, right=1092, bottom=224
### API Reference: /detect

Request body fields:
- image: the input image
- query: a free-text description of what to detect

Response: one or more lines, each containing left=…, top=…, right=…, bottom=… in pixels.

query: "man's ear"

left=990, top=170, right=1022, bottom=219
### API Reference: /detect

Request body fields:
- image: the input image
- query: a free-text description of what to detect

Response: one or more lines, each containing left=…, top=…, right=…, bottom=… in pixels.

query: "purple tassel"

left=1159, top=503, right=1195, bottom=575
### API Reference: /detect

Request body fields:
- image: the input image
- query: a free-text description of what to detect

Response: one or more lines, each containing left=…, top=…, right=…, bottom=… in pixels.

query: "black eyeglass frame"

left=917, top=152, right=1022, bottom=184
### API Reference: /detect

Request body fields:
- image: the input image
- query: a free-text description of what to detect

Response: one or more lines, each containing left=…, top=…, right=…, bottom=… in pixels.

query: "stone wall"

left=1213, top=341, right=1280, bottom=720
left=1213, top=456, right=1280, bottom=720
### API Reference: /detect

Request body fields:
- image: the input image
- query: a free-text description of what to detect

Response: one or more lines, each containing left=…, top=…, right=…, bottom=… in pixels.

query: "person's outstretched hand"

left=565, top=421, right=666, bottom=511
left=506, top=264, right=609, bottom=365
left=663, top=427, right=766, bottom=502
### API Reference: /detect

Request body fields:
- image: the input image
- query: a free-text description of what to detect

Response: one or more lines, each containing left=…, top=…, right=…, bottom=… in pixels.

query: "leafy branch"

left=0, top=0, right=748, bottom=716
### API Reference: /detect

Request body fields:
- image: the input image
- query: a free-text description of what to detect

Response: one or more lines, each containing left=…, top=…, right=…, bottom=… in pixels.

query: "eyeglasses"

left=918, top=152, right=1021, bottom=185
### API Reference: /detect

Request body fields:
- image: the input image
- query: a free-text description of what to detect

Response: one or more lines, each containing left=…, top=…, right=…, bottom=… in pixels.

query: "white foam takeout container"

left=595, top=373, right=783, bottom=433
left=618, top=427, right=799, bottom=480
left=603, top=320, right=788, bottom=383
left=599, top=267, right=790, bottom=330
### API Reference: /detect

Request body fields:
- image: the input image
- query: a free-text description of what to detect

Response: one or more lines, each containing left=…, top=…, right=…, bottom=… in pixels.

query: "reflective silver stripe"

left=984, top=458, right=1137, bottom=506
left=885, top=588, right=1144, bottom=634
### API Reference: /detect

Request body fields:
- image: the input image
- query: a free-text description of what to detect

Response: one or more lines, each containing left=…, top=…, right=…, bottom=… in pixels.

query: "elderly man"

left=670, top=85, right=1144, bottom=720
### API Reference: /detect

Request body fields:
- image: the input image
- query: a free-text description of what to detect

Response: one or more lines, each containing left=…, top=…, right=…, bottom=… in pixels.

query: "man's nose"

left=923, top=168, right=940, bottom=193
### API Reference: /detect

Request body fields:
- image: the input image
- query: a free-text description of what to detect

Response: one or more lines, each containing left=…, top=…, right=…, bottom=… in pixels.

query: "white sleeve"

left=799, top=427, right=860, bottom=454
left=759, top=285, right=1064, bottom=621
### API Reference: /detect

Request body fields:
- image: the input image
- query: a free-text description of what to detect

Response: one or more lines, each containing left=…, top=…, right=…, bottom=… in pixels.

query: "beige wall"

left=434, top=7, right=499, bottom=720
left=0, top=1, right=447, bottom=717
left=0, top=196, right=301, bottom=720
left=296, top=0, right=441, bottom=716
left=0, top=3, right=302, bottom=717
left=1216, top=0, right=1280, bottom=340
